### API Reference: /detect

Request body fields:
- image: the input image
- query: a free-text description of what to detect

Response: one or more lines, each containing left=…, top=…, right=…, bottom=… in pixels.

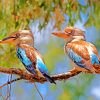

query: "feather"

left=17, top=44, right=56, bottom=84
left=37, top=58, right=48, bottom=73
left=36, top=57, right=56, bottom=84
left=85, top=45, right=99, bottom=64
left=66, top=40, right=100, bottom=71
left=43, top=73, right=56, bottom=84
left=17, top=47, right=36, bottom=74
left=67, top=49, right=82, bottom=63
left=17, top=48, right=33, bottom=66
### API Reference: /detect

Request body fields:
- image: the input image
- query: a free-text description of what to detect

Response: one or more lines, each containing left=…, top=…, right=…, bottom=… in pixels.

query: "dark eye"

left=65, top=30, right=73, bottom=36
left=65, top=30, right=72, bottom=34
left=67, top=32, right=71, bottom=34
left=70, top=30, right=75, bottom=35
left=16, top=33, right=20, bottom=37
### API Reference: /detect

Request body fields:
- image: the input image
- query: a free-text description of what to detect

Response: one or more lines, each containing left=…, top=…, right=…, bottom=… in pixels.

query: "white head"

left=0, top=30, right=34, bottom=46
left=52, top=27, right=85, bottom=42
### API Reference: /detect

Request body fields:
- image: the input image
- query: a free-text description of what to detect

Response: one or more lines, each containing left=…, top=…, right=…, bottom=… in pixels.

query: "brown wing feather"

left=87, top=42, right=98, bottom=55
left=19, top=44, right=37, bottom=68
left=66, top=40, right=99, bottom=60
left=66, top=41, right=89, bottom=60
left=34, top=48, right=45, bottom=63
left=66, top=40, right=99, bottom=73
left=19, top=44, right=45, bottom=67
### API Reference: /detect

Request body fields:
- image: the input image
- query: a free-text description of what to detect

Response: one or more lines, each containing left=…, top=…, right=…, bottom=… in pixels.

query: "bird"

left=52, top=27, right=100, bottom=73
left=0, top=30, right=56, bottom=84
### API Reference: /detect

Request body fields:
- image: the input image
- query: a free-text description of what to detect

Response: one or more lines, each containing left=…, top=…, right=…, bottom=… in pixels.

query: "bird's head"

left=0, top=30, right=34, bottom=46
left=52, top=27, right=85, bottom=42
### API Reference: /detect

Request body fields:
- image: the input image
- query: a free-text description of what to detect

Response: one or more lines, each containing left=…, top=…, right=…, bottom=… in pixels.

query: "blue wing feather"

left=17, top=48, right=32, bottom=66
left=36, top=58, right=48, bottom=74
left=17, top=47, right=36, bottom=74
left=17, top=47, right=56, bottom=84
left=68, top=49, right=82, bottom=63
left=68, top=48, right=100, bottom=70
left=68, top=49, right=88, bottom=68
left=90, top=54, right=99, bottom=64
left=36, top=58, right=56, bottom=84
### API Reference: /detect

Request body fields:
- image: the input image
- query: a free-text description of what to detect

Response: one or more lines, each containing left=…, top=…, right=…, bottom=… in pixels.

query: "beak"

left=0, top=36, right=16, bottom=44
left=52, top=31, right=70, bottom=39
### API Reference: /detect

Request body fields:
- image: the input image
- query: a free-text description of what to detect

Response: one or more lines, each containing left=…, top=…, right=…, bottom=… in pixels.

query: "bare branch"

left=0, top=77, right=22, bottom=89
left=0, top=65, right=99, bottom=84
left=0, top=66, right=82, bottom=83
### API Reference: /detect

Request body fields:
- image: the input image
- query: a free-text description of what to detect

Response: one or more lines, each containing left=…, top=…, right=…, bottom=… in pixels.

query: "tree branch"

left=0, top=66, right=82, bottom=83
left=0, top=77, right=22, bottom=89
left=0, top=65, right=100, bottom=84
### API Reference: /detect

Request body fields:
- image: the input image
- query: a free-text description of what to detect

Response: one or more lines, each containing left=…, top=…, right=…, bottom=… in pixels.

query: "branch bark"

left=0, top=77, right=22, bottom=89
left=0, top=65, right=100, bottom=84
left=0, top=66, right=81, bottom=83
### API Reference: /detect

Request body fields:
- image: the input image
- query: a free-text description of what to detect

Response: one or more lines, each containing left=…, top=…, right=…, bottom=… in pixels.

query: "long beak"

left=0, top=36, right=16, bottom=44
left=52, top=31, right=70, bottom=39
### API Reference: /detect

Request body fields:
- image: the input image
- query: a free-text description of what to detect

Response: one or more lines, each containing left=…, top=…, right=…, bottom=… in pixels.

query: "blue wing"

left=68, top=49, right=82, bottom=64
left=36, top=58, right=56, bottom=84
left=17, top=47, right=36, bottom=74
left=36, top=58, right=48, bottom=74
left=17, top=45, right=55, bottom=84
left=68, top=49, right=90, bottom=70
left=68, top=48, right=99, bottom=71
left=90, top=54, right=99, bottom=64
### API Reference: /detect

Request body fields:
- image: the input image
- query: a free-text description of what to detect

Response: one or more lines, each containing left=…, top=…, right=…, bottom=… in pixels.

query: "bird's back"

left=17, top=44, right=56, bottom=84
left=65, top=40, right=100, bottom=72
left=65, top=40, right=99, bottom=60
left=17, top=44, right=48, bottom=74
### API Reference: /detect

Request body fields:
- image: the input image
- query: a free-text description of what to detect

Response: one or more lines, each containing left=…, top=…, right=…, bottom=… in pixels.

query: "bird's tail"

left=43, top=73, right=56, bottom=84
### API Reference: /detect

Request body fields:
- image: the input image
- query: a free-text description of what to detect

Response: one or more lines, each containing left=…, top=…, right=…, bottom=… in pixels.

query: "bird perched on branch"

left=0, top=30, right=56, bottom=84
left=52, top=27, right=100, bottom=73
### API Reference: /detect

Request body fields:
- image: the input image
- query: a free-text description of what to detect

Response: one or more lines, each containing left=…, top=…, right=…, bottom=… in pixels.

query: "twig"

left=6, top=74, right=12, bottom=100
left=34, top=83, right=43, bottom=100
left=0, top=91, right=6, bottom=100
left=6, top=75, right=11, bottom=100
left=9, top=74, right=12, bottom=100
left=0, top=77, right=22, bottom=89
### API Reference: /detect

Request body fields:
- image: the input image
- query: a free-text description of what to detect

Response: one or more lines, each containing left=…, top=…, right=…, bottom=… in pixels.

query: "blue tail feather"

left=43, top=73, right=56, bottom=84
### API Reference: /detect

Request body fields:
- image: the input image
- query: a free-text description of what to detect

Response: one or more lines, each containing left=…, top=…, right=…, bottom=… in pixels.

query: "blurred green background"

left=0, top=0, right=100, bottom=100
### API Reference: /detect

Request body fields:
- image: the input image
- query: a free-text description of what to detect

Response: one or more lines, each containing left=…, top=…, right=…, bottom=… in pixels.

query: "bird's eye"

left=65, top=30, right=73, bottom=36
left=65, top=29, right=72, bottom=34
left=16, top=34, right=20, bottom=38
left=67, top=32, right=71, bottom=34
